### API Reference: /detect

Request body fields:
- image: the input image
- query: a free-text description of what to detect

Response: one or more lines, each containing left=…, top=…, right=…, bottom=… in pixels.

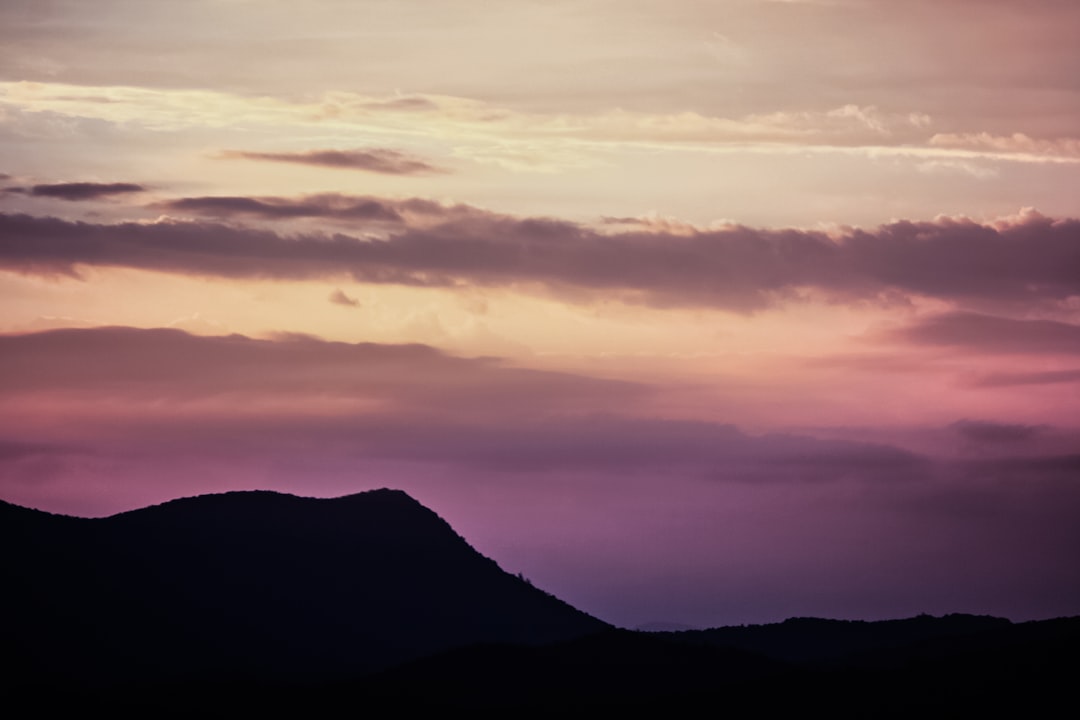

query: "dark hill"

left=1, top=489, right=607, bottom=687
left=658, top=613, right=1015, bottom=663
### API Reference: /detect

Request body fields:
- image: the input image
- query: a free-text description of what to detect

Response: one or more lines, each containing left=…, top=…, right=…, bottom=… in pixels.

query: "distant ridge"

left=1, top=489, right=608, bottom=686
left=658, top=613, right=1016, bottom=663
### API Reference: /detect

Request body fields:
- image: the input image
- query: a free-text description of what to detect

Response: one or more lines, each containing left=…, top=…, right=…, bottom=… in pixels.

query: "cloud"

left=355, top=96, right=439, bottom=112
left=158, top=195, right=405, bottom=223
left=930, top=132, right=1080, bottom=161
left=889, top=312, right=1080, bottom=354
left=956, top=453, right=1080, bottom=480
left=2, top=81, right=934, bottom=150
left=4, top=182, right=146, bottom=201
left=2, top=207, right=1080, bottom=310
left=0, top=326, right=648, bottom=417
left=950, top=420, right=1044, bottom=446
left=219, top=148, right=444, bottom=175
left=0, top=438, right=79, bottom=462
left=972, top=368, right=1080, bottom=387
left=2, top=327, right=1076, bottom=494
left=352, top=417, right=928, bottom=477
left=916, top=159, right=998, bottom=179
left=329, top=288, right=359, bottom=307
left=154, top=193, right=484, bottom=226
left=0, top=326, right=932, bottom=479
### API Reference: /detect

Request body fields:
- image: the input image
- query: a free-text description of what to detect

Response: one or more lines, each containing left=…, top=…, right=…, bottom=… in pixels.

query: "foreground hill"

left=1, top=489, right=607, bottom=686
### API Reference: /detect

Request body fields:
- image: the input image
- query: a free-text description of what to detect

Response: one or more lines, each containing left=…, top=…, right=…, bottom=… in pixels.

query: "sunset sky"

left=2, top=0, right=1078, bottom=629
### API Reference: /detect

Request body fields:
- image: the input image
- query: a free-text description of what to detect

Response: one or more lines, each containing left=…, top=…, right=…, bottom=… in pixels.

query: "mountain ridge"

left=2, top=488, right=608, bottom=687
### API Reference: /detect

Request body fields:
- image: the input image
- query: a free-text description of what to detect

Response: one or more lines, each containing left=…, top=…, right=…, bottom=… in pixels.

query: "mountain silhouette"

left=1, top=489, right=607, bottom=687
left=4, top=489, right=1076, bottom=714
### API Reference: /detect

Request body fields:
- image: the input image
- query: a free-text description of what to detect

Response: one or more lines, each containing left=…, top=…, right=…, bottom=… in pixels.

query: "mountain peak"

left=3, top=486, right=608, bottom=686
left=111, top=486, right=422, bottom=512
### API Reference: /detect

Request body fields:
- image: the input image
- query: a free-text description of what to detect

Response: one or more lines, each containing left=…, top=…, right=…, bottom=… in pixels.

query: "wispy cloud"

left=930, top=133, right=1080, bottom=161
left=328, top=288, right=360, bottom=307
left=4, top=182, right=146, bottom=201
left=219, top=148, right=445, bottom=175
left=971, top=368, right=1080, bottom=387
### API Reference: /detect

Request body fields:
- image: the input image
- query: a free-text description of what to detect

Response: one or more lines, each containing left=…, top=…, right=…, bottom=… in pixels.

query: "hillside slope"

left=1, top=489, right=607, bottom=686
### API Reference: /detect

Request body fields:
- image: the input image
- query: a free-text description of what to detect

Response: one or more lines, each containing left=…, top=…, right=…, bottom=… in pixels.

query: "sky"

left=1, top=0, right=1079, bottom=629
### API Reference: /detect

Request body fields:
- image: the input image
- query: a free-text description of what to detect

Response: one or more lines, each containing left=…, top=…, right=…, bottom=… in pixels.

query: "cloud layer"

left=2, top=204, right=1078, bottom=310
left=3, top=325, right=1057, bottom=481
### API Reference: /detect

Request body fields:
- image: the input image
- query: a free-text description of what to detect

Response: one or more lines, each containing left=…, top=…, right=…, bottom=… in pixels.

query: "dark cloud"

left=220, top=148, right=444, bottom=175
left=328, top=288, right=360, bottom=307
left=836, top=213, right=1080, bottom=305
left=890, top=312, right=1080, bottom=354
left=4, top=182, right=146, bottom=201
left=2, top=207, right=1080, bottom=310
left=950, top=420, right=1044, bottom=446
left=972, top=368, right=1080, bottom=387
left=154, top=194, right=487, bottom=227
left=159, top=195, right=404, bottom=223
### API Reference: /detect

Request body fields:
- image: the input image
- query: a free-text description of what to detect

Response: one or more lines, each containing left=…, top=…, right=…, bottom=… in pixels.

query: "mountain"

left=1, top=489, right=607, bottom=688
left=4, top=489, right=1076, bottom=714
